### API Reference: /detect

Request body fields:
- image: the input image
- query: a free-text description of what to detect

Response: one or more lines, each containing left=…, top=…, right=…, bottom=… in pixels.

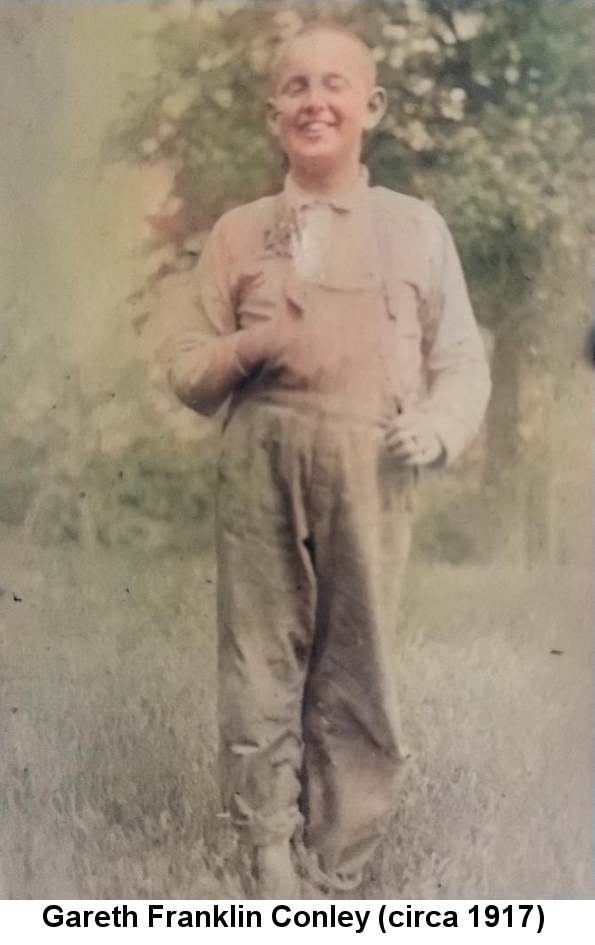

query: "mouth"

left=296, top=121, right=337, bottom=134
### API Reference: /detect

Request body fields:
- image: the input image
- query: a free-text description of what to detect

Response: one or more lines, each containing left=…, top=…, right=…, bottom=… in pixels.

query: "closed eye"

left=281, top=76, right=307, bottom=96
left=324, top=74, right=349, bottom=91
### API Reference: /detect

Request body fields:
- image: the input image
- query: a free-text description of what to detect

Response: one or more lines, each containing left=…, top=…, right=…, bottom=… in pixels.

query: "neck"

left=290, top=156, right=363, bottom=196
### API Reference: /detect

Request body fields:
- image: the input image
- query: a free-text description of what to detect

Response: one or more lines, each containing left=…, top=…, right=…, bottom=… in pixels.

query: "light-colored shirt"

left=284, top=167, right=383, bottom=290
left=162, top=170, right=491, bottom=463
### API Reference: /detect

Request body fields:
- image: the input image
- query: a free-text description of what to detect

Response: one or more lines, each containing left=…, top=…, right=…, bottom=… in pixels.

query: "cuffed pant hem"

left=292, top=836, right=364, bottom=893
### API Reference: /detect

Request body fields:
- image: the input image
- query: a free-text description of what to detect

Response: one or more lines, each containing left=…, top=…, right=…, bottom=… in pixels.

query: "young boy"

left=167, top=24, right=490, bottom=898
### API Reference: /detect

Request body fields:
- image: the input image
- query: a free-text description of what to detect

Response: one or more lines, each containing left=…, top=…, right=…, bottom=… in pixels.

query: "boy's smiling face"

left=267, top=30, right=386, bottom=184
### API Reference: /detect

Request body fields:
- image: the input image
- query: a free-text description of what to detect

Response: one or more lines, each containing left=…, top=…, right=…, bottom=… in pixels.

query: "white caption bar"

left=1, top=899, right=592, bottom=944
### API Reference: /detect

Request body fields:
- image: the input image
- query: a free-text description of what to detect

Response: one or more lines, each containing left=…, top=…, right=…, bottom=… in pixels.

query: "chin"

left=290, top=145, right=343, bottom=167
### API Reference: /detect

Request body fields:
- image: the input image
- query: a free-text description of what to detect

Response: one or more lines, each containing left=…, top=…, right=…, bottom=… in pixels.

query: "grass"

left=1, top=526, right=592, bottom=899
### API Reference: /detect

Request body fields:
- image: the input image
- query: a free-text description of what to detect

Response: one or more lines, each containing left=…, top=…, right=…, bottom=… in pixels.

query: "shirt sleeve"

left=162, top=217, right=247, bottom=416
left=418, top=217, right=492, bottom=463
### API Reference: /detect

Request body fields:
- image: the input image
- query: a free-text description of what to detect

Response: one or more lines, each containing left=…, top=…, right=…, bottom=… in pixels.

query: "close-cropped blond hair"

left=268, top=22, right=378, bottom=94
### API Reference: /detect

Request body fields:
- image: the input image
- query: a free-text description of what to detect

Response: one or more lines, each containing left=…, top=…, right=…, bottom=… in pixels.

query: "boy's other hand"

left=384, top=411, right=445, bottom=467
left=236, top=318, right=300, bottom=374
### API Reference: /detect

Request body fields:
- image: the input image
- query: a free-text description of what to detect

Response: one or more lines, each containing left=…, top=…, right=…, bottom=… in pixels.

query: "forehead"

left=273, top=31, right=374, bottom=89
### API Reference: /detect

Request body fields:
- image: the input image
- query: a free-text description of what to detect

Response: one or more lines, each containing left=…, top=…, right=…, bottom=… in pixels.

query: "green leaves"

left=109, top=0, right=593, bottom=327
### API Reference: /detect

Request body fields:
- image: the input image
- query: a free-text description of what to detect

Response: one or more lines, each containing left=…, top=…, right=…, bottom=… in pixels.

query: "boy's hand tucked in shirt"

left=236, top=313, right=301, bottom=375
left=385, top=411, right=445, bottom=467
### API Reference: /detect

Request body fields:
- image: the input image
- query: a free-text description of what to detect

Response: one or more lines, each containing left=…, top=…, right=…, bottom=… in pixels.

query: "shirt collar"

left=284, top=165, right=370, bottom=214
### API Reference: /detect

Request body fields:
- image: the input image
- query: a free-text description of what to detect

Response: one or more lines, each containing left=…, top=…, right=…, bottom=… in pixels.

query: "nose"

left=302, top=82, right=325, bottom=111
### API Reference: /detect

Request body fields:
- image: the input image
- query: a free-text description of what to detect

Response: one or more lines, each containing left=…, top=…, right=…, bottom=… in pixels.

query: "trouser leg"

left=300, top=421, right=412, bottom=887
left=216, top=408, right=316, bottom=858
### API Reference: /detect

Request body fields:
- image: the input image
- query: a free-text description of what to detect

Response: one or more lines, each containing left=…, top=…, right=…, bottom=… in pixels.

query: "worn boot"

left=241, top=838, right=301, bottom=900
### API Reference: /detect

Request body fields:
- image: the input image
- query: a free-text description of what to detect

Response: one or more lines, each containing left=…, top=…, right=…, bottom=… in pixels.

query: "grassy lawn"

left=1, top=528, right=591, bottom=899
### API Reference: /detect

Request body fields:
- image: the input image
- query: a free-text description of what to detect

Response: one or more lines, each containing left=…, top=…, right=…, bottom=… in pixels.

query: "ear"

left=266, top=98, right=282, bottom=139
left=364, top=86, right=388, bottom=132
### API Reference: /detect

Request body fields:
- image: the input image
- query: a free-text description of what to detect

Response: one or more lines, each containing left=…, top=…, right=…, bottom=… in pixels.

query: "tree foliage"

left=4, top=1, right=592, bottom=558
left=112, top=0, right=594, bottom=321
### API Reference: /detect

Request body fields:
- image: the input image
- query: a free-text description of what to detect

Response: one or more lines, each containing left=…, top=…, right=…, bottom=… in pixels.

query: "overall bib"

left=215, top=257, right=414, bottom=887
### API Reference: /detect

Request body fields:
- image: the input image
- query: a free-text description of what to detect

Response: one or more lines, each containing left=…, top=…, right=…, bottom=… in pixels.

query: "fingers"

left=385, top=412, right=426, bottom=440
left=387, top=436, right=428, bottom=465
left=388, top=441, right=441, bottom=466
left=262, top=321, right=300, bottom=364
left=384, top=412, right=443, bottom=466
left=385, top=420, right=426, bottom=457
left=237, top=324, right=271, bottom=370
